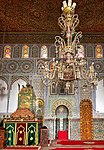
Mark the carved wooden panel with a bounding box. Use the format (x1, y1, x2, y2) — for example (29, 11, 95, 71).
(80, 99, 94, 140)
(0, 127, 5, 148)
(40, 129, 48, 146)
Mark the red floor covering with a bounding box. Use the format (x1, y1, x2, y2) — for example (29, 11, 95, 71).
(3, 146, 39, 150)
(49, 140, 104, 150)
(50, 148, 104, 150)
(57, 140, 104, 145)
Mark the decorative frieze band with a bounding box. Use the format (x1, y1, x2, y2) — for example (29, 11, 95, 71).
(0, 32, 104, 44)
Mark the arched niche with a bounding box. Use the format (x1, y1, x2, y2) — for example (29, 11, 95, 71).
(22, 45, 29, 58)
(0, 79, 8, 113)
(8, 79, 26, 113)
(49, 45, 56, 58)
(31, 45, 40, 58)
(52, 100, 72, 139)
(86, 45, 94, 58)
(55, 105, 69, 135)
(95, 45, 103, 58)
(36, 98, 44, 119)
(13, 45, 21, 58)
(52, 100, 72, 117)
(40, 45, 48, 59)
(4, 45, 11, 58)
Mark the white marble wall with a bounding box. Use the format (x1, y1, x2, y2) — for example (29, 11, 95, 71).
(0, 79, 26, 113)
(96, 79, 104, 113)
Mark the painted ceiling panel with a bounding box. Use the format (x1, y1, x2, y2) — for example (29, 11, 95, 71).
(0, 0, 103, 32)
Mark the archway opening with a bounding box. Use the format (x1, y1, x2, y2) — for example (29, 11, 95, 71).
(55, 105, 69, 138)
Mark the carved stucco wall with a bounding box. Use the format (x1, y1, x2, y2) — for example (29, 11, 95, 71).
(0, 42, 104, 140)
(48, 96, 76, 117)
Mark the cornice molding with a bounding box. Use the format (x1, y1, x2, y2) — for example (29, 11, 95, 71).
(0, 32, 104, 44)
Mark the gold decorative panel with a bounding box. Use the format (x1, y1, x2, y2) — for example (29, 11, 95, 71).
(18, 83, 36, 111)
(80, 99, 94, 140)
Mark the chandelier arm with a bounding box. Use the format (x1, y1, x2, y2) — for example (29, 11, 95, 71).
(58, 15, 66, 35)
(75, 32, 82, 43)
(72, 14, 79, 29)
(55, 36, 66, 50)
(72, 31, 82, 51)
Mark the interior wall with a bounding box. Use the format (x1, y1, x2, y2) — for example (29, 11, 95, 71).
(96, 79, 104, 113)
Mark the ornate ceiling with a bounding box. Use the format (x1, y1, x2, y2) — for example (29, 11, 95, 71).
(0, 0, 104, 33)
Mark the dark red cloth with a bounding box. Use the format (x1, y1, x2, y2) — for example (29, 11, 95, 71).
(16, 123, 26, 145)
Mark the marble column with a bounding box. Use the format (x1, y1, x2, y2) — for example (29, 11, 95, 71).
(68, 116, 70, 139)
(60, 118, 63, 130)
(54, 116, 56, 139)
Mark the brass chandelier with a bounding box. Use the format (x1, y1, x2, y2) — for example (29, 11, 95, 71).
(42, 0, 97, 90)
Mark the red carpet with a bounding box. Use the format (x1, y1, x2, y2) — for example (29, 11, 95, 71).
(50, 148, 104, 150)
(3, 146, 39, 150)
(58, 131, 68, 140)
(57, 140, 104, 145)
(3, 140, 104, 150)
(49, 140, 104, 150)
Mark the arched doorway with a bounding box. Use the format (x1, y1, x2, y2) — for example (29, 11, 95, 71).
(55, 105, 69, 138)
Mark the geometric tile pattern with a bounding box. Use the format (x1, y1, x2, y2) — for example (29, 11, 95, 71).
(70, 118, 80, 140)
(94, 118, 104, 140)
